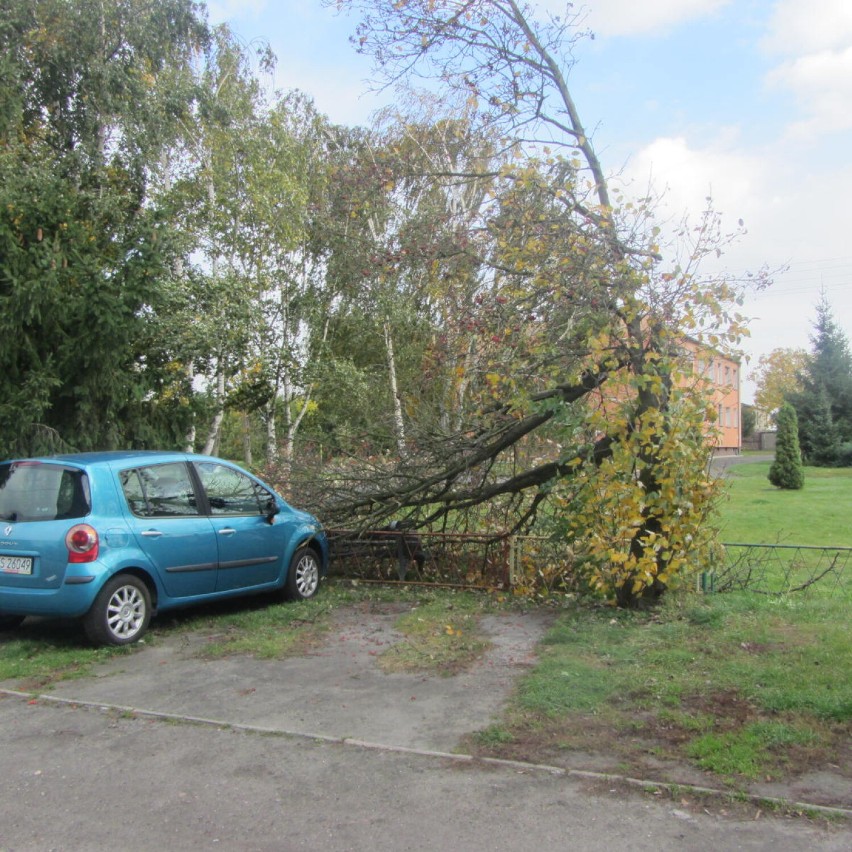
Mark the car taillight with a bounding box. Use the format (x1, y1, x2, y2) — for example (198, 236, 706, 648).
(66, 524, 99, 563)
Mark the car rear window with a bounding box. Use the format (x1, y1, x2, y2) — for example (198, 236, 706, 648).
(0, 462, 91, 522)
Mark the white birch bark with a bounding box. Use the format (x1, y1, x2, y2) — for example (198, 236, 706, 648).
(384, 319, 407, 457)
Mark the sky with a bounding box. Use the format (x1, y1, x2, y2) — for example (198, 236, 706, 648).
(206, 0, 852, 404)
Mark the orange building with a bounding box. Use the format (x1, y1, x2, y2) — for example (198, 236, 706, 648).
(682, 338, 741, 454)
(588, 336, 742, 454)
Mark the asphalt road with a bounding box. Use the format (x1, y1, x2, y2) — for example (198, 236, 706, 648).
(2, 696, 849, 852)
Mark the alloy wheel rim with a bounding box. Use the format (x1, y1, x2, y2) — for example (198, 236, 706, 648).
(295, 555, 319, 596)
(106, 585, 145, 639)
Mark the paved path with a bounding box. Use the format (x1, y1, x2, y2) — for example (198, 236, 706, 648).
(23, 606, 552, 754)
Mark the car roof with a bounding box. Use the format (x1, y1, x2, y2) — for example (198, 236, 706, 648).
(4, 451, 216, 469)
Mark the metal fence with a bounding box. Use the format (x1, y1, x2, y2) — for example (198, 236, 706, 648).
(326, 529, 574, 591)
(327, 529, 851, 599)
(704, 543, 852, 599)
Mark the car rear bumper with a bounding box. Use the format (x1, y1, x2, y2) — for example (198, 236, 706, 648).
(0, 573, 101, 618)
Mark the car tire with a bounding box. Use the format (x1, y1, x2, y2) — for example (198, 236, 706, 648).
(285, 547, 320, 601)
(0, 614, 25, 631)
(83, 574, 151, 646)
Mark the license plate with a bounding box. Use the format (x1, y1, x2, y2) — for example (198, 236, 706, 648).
(0, 555, 33, 575)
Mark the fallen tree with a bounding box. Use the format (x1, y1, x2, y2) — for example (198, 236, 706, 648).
(299, 0, 763, 605)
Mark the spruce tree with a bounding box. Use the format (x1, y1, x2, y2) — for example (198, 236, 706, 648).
(790, 294, 852, 464)
(769, 403, 805, 489)
(803, 386, 840, 466)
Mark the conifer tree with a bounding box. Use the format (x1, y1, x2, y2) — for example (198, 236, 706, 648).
(769, 403, 804, 490)
(790, 294, 852, 464)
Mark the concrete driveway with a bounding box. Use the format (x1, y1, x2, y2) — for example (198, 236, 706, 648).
(1, 603, 849, 850)
(12, 604, 552, 755)
(710, 451, 774, 477)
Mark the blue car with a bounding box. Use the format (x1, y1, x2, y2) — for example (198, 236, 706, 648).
(0, 451, 328, 645)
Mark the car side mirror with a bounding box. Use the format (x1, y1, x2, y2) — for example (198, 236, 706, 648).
(265, 498, 280, 524)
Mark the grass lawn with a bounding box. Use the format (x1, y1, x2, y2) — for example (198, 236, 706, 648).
(715, 462, 852, 547)
(709, 461, 852, 599)
(467, 591, 851, 801)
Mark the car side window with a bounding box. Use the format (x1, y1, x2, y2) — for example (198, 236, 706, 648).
(194, 462, 271, 516)
(120, 463, 199, 518)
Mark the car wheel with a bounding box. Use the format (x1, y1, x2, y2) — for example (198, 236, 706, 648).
(0, 614, 25, 631)
(83, 574, 151, 646)
(285, 547, 320, 601)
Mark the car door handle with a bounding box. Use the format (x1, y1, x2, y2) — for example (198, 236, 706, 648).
(141, 530, 164, 538)
(218, 528, 237, 536)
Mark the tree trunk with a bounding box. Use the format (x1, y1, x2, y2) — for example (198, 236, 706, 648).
(265, 402, 278, 464)
(384, 319, 407, 457)
(618, 317, 673, 608)
(242, 412, 253, 466)
(202, 368, 225, 456)
(183, 358, 196, 452)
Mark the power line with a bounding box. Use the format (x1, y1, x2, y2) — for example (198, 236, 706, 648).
(726, 256, 852, 299)
(751, 280, 851, 298)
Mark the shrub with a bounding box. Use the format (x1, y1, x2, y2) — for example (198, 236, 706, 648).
(769, 403, 804, 489)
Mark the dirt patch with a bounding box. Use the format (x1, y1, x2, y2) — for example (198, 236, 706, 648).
(681, 688, 758, 728)
(737, 641, 778, 654)
(465, 697, 852, 809)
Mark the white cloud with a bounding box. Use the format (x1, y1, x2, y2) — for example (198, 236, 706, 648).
(565, 0, 730, 38)
(622, 133, 852, 282)
(620, 134, 852, 393)
(767, 46, 852, 136)
(761, 0, 852, 55)
(623, 135, 765, 225)
(760, 0, 852, 139)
